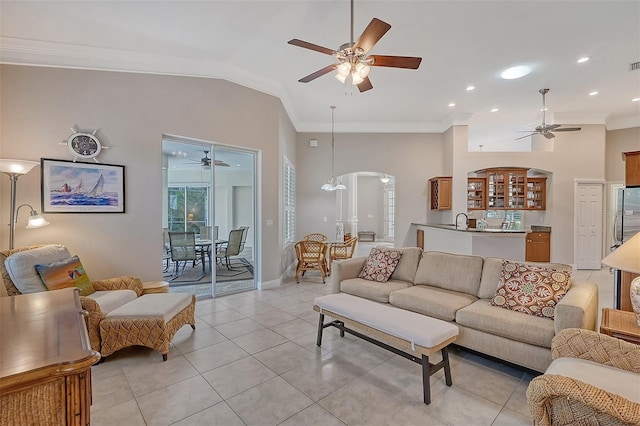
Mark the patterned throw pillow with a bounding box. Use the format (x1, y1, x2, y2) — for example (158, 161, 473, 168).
(490, 260, 571, 319)
(35, 255, 95, 296)
(359, 247, 403, 283)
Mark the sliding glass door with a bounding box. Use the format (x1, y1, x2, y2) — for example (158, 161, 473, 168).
(162, 137, 257, 299)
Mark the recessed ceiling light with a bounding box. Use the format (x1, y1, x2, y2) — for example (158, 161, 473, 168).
(589, 91, 599, 96)
(500, 65, 532, 80)
(466, 86, 475, 91)
(540, 108, 548, 112)
(448, 103, 456, 107)
(577, 57, 590, 63)
(490, 108, 499, 113)
(632, 97, 640, 102)
(236, 163, 241, 167)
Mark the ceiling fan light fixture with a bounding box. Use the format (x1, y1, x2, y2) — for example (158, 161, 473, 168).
(355, 62, 370, 78)
(335, 73, 347, 83)
(500, 65, 532, 80)
(337, 62, 351, 77)
(351, 72, 364, 85)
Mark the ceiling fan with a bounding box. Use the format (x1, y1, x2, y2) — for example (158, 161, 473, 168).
(287, 0, 422, 92)
(516, 88, 582, 140)
(186, 150, 229, 168)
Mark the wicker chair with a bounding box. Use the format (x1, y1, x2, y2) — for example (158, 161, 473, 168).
(294, 240, 328, 283)
(0, 245, 144, 354)
(303, 233, 328, 242)
(328, 237, 358, 274)
(527, 328, 640, 426)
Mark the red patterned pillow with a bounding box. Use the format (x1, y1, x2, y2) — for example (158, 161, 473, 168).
(490, 260, 571, 319)
(359, 247, 402, 283)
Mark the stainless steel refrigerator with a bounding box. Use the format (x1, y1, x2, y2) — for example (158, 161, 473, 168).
(611, 187, 640, 308)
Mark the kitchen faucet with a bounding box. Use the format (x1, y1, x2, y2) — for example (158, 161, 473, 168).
(455, 213, 469, 229)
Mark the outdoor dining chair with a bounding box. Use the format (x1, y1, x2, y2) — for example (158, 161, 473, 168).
(168, 231, 205, 281)
(216, 228, 244, 270)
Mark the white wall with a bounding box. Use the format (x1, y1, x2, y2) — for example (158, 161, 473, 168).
(451, 125, 606, 264)
(296, 132, 445, 247)
(0, 64, 284, 284)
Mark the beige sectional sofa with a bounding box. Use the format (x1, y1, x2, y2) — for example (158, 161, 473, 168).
(330, 248, 599, 372)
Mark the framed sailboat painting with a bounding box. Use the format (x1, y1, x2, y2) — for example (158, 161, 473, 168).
(41, 158, 125, 213)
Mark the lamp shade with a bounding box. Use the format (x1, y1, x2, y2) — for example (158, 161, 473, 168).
(602, 231, 640, 274)
(0, 159, 38, 175)
(26, 212, 50, 229)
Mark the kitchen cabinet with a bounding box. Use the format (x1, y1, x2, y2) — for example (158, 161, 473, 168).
(417, 229, 424, 249)
(429, 176, 452, 210)
(467, 178, 486, 210)
(487, 169, 527, 209)
(623, 151, 640, 187)
(525, 232, 550, 262)
(526, 177, 547, 210)
(477, 168, 546, 211)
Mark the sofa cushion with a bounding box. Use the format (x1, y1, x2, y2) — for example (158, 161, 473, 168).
(4, 244, 70, 294)
(87, 290, 138, 314)
(389, 247, 423, 283)
(478, 257, 572, 299)
(545, 357, 640, 404)
(359, 247, 402, 283)
(35, 255, 95, 296)
(389, 285, 478, 322)
(340, 278, 412, 303)
(490, 260, 571, 319)
(456, 299, 555, 348)
(413, 251, 484, 295)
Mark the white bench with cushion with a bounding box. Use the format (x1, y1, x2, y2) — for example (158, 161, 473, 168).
(313, 293, 459, 404)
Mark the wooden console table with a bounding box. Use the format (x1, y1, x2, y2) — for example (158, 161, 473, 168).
(0, 288, 100, 425)
(600, 308, 640, 345)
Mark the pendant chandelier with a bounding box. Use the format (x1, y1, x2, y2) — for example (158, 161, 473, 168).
(321, 106, 346, 191)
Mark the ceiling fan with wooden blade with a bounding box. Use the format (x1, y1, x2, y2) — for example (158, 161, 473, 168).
(186, 150, 229, 168)
(288, 0, 422, 92)
(516, 88, 582, 140)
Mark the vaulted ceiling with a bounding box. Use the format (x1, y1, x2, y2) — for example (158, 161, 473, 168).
(1, 1, 638, 149)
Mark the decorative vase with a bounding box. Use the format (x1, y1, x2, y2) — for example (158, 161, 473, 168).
(631, 276, 640, 327)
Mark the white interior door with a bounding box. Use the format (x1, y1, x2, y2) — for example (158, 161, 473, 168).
(575, 182, 604, 269)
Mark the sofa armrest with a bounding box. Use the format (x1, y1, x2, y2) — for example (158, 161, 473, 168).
(92, 276, 144, 297)
(526, 374, 640, 426)
(554, 280, 598, 333)
(551, 328, 640, 373)
(330, 257, 367, 294)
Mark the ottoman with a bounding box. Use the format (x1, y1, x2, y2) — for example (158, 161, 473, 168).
(99, 293, 196, 360)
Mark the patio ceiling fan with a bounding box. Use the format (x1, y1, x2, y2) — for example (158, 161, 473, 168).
(287, 0, 422, 92)
(516, 88, 582, 140)
(186, 150, 229, 168)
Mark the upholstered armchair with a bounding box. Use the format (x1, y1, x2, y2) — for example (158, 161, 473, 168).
(527, 328, 640, 425)
(1, 245, 143, 353)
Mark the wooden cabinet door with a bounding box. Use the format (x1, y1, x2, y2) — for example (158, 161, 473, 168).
(429, 177, 452, 210)
(417, 229, 424, 249)
(624, 151, 640, 187)
(526, 177, 546, 210)
(467, 178, 486, 210)
(525, 232, 550, 262)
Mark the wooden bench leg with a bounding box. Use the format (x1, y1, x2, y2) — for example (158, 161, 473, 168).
(421, 355, 431, 404)
(316, 313, 325, 346)
(442, 347, 452, 386)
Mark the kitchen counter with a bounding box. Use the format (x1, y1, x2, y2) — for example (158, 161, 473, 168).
(416, 223, 526, 234)
(413, 223, 526, 260)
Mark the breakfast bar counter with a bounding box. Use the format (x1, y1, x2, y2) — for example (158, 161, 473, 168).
(413, 223, 526, 260)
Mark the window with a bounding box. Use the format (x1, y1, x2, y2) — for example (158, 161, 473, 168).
(168, 186, 209, 232)
(384, 187, 395, 239)
(284, 157, 296, 244)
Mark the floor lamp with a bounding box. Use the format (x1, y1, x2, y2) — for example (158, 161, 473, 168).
(0, 159, 49, 249)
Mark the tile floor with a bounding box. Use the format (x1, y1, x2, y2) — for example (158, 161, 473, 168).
(90, 263, 615, 426)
